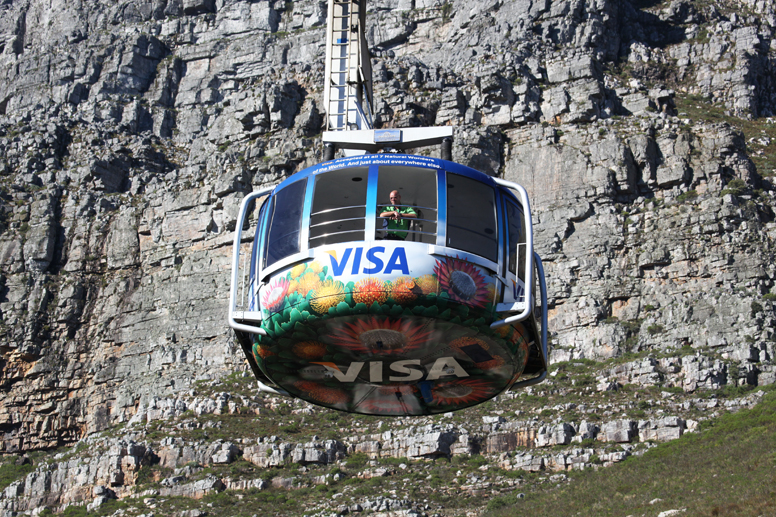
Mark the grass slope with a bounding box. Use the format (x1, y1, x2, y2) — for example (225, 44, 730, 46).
(486, 390, 776, 517)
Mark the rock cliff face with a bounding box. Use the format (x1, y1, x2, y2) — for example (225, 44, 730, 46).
(1, 0, 776, 514)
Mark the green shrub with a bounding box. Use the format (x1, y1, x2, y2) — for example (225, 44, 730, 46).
(345, 452, 369, 468)
(675, 190, 698, 203)
(0, 461, 33, 491)
(487, 492, 525, 511)
(647, 325, 665, 336)
(721, 178, 747, 196)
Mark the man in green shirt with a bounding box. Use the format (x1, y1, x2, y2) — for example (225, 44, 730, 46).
(379, 190, 417, 240)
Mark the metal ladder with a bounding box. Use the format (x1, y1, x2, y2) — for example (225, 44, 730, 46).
(324, 0, 374, 132)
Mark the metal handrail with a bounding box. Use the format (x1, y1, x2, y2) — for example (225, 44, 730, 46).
(377, 215, 437, 222)
(380, 228, 436, 237)
(378, 204, 438, 212)
(377, 203, 433, 212)
(309, 217, 367, 229)
(228, 188, 273, 336)
(309, 228, 366, 241)
(490, 179, 535, 328)
(310, 204, 367, 217)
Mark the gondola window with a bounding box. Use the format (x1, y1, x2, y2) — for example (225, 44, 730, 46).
(309, 167, 368, 247)
(264, 179, 307, 268)
(446, 173, 498, 262)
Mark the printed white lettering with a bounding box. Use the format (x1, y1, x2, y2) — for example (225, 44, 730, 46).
(426, 357, 469, 380)
(311, 358, 468, 383)
(388, 359, 423, 381)
(370, 361, 383, 383)
(312, 362, 364, 382)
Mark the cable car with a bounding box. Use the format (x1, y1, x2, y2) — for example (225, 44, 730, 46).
(226, 0, 548, 416)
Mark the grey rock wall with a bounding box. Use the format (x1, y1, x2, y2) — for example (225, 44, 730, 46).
(0, 0, 774, 498)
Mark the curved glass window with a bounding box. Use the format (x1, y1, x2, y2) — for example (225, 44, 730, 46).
(504, 198, 526, 280)
(265, 179, 306, 268)
(446, 173, 498, 262)
(309, 167, 368, 247)
(250, 195, 270, 281)
(376, 166, 437, 244)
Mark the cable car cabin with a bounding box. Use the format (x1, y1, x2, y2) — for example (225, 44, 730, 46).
(229, 153, 548, 416)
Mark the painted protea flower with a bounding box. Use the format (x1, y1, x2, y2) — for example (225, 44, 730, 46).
(391, 276, 419, 304)
(353, 278, 388, 306)
(495, 324, 529, 347)
(290, 263, 307, 279)
(308, 261, 324, 274)
(253, 343, 275, 359)
(261, 278, 290, 312)
(329, 316, 432, 354)
(294, 272, 321, 297)
(415, 274, 439, 295)
(431, 379, 494, 406)
(292, 340, 328, 360)
(294, 381, 348, 405)
(493, 325, 513, 339)
(287, 279, 299, 295)
(434, 257, 490, 308)
(310, 279, 346, 314)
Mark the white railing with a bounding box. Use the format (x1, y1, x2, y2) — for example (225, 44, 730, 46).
(490, 178, 535, 328)
(227, 187, 273, 336)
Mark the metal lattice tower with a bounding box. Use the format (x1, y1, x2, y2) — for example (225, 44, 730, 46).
(323, 0, 374, 132)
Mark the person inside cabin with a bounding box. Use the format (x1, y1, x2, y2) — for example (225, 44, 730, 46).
(379, 190, 417, 240)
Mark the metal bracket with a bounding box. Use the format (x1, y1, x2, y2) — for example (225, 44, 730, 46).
(323, 127, 454, 153)
(509, 253, 549, 389)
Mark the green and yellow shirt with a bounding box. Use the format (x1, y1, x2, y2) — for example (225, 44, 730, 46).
(380, 205, 417, 240)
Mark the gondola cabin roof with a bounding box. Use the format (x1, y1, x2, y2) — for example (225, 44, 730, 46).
(271, 154, 512, 199)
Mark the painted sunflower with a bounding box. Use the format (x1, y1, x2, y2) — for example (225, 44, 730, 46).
(433, 257, 491, 308)
(261, 278, 290, 313)
(292, 340, 328, 360)
(310, 279, 346, 314)
(329, 316, 432, 355)
(353, 278, 388, 306)
(431, 379, 495, 406)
